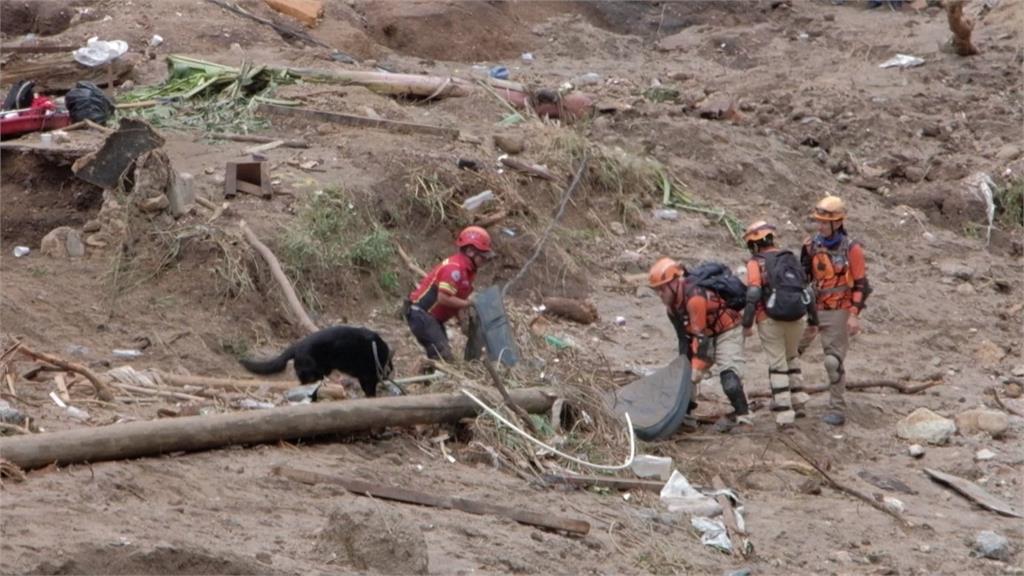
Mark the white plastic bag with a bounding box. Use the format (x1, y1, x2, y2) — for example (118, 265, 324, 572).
(659, 470, 722, 516)
(73, 37, 128, 67)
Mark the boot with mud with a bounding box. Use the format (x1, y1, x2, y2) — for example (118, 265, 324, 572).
(715, 369, 753, 433)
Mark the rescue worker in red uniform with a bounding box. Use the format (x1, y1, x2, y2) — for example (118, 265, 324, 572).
(799, 196, 871, 426)
(405, 226, 494, 362)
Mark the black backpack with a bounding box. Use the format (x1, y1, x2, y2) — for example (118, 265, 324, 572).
(686, 261, 746, 311)
(65, 82, 116, 125)
(759, 250, 810, 321)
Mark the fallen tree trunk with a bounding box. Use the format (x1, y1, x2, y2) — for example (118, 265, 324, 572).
(277, 466, 589, 535)
(240, 220, 319, 335)
(0, 53, 137, 92)
(258, 103, 459, 138)
(542, 297, 599, 325)
(287, 67, 474, 98)
(208, 133, 308, 148)
(0, 388, 555, 470)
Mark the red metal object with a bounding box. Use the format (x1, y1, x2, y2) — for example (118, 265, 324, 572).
(0, 95, 71, 139)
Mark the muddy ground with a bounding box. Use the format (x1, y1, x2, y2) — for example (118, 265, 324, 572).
(1, 1, 1023, 575)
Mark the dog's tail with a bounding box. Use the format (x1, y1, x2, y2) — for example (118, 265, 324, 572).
(239, 346, 294, 376)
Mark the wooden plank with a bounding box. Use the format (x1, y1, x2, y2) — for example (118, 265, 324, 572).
(276, 466, 590, 535)
(257, 103, 459, 138)
(924, 468, 1022, 518)
(244, 140, 285, 154)
(712, 475, 749, 557)
(264, 0, 323, 26)
(540, 473, 666, 493)
(234, 180, 271, 198)
(0, 44, 79, 54)
(209, 133, 308, 148)
(0, 388, 555, 470)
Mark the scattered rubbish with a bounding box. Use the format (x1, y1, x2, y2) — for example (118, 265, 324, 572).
(237, 398, 276, 410)
(330, 51, 357, 64)
(285, 382, 322, 403)
(521, 52, 535, 63)
(975, 448, 996, 461)
(489, 65, 510, 80)
(883, 496, 905, 514)
(12, 246, 30, 258)
(924, 468, 1022, 518)
(908, 444, 925, 458)
(660, 470, 721, 517)
(966, 172, 997, 245)
(462, 190, 495, 211)
(149, 35, 164, 47)
(0, 400, 28, 427)
(49, 391, 90, 422)
(973, 530, 1012, 561)
(574, 72, 602, 86)
(614, 316, 626, 326)
(879, 54, 925, 69)
(631, 455, 673, 481)
(500, 227, 516, 237)
(544, 335, 571, 350)
(896, 407, 955, 444)
(691, 516, 732, 553)
(112, 349, 143, 359)
(654, 208, 680, 221)
(73, 37, 129, 67)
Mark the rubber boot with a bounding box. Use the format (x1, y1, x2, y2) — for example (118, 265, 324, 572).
(719, 370, 752, 431)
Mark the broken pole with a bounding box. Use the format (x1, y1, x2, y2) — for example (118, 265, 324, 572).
(0, 388, 556, 470)
(275, 466, 590, 535)
(257, 103, 460, 138)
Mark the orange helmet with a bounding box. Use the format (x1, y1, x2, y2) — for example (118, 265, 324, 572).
(456, 226, 493, 253)
(743, 220, 776, 243)
(649, 257, 683, 288)
(812, 195, 846, 222)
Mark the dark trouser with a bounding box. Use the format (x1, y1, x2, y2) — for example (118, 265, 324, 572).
(405, 305, 454, 362)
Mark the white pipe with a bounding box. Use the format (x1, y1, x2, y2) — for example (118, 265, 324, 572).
(461, 388, 636, 471)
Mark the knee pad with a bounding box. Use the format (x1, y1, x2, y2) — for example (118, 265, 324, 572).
(720, 369, 742, 393)
(824, 354, 843, 383)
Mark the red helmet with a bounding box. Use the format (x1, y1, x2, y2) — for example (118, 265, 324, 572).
(456, 226, 493, 254)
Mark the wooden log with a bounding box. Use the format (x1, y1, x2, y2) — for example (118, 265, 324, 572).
(257, 103, 459, 138)
(924, 468, 1022, 518)
(209, 133, 308, 148)
(276, 465, 589, 535)
(0, 53, 137, 92)
(395, 242, 427, 278)
(540, 473, 666, 493)
(287, 68, 473, 99)
(244, 140, 285, 154)
(240, 220, 318, 334)
(541, 297, 599, 325)
(0, 388, 555, 470)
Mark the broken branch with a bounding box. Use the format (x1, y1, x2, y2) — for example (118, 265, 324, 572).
(16, 346, 114, 401)
(483, 360, 540, 435)
(712, 475, 750, 557)
(240, 220, 319, 335)
(395, 242, 427, 278)
(275, 466, 589, 535)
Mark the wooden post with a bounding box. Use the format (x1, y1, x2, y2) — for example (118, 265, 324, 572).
(276, 466, 590, 535)
(0, 388, 555, 470)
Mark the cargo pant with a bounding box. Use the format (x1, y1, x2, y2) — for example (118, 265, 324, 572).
(757, 316, 806, 413)
(405, 304, 455, 362)
(799, 309, 849, 411)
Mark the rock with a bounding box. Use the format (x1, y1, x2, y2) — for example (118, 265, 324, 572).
(1013, 365, 1024, 377)
(956, 283, 976, 295)
(896, 407, 956, 444)
(317, 500, 428, 574)
(1005, 383, 1023, 398)
(996, 144, 1021, 162)
(798, 478, 822, 495)
(65, 229, 85, 258)
(698, 96, 740, 121)
(908, 444, 925, 458)
(611, 250, 645, 272)
(40, 226, 73, 258)
(974, 340, 1007, 367)
(955, 408, 1009, 438)
(168, 171, 195, 218)
(609, 221, 626, 236)
(831, 550, 853, 564)
(138, 194, 169, 212)
(493, 134, 525, 155)
(936, 260, 975, 280)
(974, 530, 1012, 561)
(82, 219, 101, 233)
(975, 448, 996, 461)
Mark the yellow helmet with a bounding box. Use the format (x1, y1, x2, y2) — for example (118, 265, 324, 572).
(648, 257, 683, 288)
(743, 220, 776, 243)
(812, 195, 846, 222)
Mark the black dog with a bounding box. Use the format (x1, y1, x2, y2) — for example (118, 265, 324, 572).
(239, 326, 393, 398)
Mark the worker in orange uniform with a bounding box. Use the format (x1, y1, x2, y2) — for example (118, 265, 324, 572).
(741, 220, 818, 428)
(799, 196, 871, 426)
(649, 258, 752, 429)
(405, 226, 495, 362)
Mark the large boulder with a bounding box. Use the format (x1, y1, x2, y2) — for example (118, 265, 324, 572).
(896, 408, 956, 445)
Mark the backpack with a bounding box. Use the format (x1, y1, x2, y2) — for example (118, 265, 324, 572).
(686, 261, 746, 311)
(65, 81, 115, 125)
(759, 250, 810, 321)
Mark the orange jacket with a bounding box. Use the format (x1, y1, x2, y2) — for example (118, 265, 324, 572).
(801, 234, 869, 314)
(666, 280, 741, 337)
(744, 249, 775, 324)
